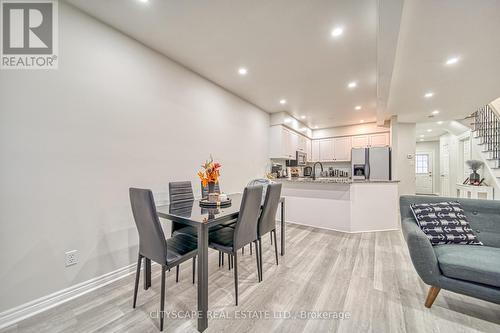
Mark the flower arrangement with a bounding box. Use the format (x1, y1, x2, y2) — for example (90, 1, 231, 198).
(198, 155, 221, 188)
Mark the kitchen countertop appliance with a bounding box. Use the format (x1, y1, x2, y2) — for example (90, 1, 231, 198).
(303, 166, 312, 177)
(351, 147, 391, 181)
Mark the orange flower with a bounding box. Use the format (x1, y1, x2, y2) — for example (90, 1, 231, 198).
(198, 156, 222, 186)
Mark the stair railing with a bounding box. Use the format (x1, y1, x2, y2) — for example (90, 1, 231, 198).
(471, 105, 500, 162)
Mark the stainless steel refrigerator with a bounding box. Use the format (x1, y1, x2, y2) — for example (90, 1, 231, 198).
(351, 147, 391, 181)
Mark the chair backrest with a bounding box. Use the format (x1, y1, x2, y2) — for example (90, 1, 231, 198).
(258, 183, 282, 237)
(233, 185, 263, 249)
(129, 188, 167, 264)
(201, 181, 220, 198)
(169, 181, 194, 203)
(247, 178, 272, 202)
(169, 181, 194, 234)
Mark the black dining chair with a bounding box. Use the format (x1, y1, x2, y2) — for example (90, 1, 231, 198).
(168, 181, 198, 283)
(129, 188, 198, 331)
(208, 185, 263, 305)
(256, 183, 282, 280)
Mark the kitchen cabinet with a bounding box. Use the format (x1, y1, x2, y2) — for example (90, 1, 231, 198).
(351, 133, 390, 148)
(319, 139, 335, 161)
(369, 133, 390, 147)
(298, 135, 307, 152)
(312, 140, 320, 162)
(333, 137, 352, 161)
(306, 139, 312, 162)
(269, 125, 311, 160)
(351, 135, 370, 149)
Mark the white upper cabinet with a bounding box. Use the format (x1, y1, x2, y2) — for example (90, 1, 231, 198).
(369, 133, 390, 147)
(306, 139, 312, 162)
(269, 125, 311, 160)
(333, 137, 352, 161)
(319, 139, 334, 161)
(351, 135, 370, 148)
(270, 125, 389, 161)
(351, 133, 390, 148)
(298, 135, 307, 152)
(312, 140, 320, 162)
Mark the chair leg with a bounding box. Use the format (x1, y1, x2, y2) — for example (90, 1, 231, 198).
(254, 240, 261, 282)
(270, 232, 273, 245)
(160, 266, 166, 331)
(133, 254, 142, 308)
(259, 238, 263, 281)
(242, 246, 245, 255)
(176, 265, 179, 283)
(250, 242, 253, 255)
(234, 252, 238, 306)
(222, 252, 224, 266)
(218, 251, 221, 267)
(192, 256, 196, 284)
(273, 230, 279, 266)
(425, 286, 441, 308)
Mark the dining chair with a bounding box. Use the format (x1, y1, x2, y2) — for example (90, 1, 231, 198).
(129, 188, 198, 331)
(168, 181, 198, 283)
(256, 183, 282, 280)
(208, 185, 263, 305)
(244, 178, 274, 253)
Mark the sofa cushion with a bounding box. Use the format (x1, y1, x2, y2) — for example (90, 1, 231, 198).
(410, 201, 482, 245)
(434, 245, 500, 288)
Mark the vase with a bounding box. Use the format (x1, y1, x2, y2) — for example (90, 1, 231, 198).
(208, 181, 215, 194)
(469, 171, 480, 185)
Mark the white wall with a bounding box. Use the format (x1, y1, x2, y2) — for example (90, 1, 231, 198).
(0, 3, 269, 312)
(391, 120, 416, 195)
(313, 122, 390, 139)
(416, 141, 440, 194)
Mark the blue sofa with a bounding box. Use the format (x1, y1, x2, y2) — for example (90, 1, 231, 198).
(400, 195, 500, 307)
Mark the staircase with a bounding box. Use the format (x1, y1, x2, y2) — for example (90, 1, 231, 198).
(470, 104, 500, 179)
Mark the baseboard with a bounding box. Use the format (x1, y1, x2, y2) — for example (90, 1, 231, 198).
(285, 220, 399, 234)
(0, 262, 139, 330)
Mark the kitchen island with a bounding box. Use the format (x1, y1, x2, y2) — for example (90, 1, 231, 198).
(275, 178, 399, 233)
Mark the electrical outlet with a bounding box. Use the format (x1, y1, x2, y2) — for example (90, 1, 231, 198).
(65, 250, 78, 267)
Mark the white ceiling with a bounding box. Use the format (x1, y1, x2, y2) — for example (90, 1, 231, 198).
(388, 0, 500, 123)
(65, 0, 500, 130)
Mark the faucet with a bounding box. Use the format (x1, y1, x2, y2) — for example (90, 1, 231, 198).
(312, 162, 323, 180)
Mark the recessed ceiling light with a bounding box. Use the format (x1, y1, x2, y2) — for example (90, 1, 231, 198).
(360, 120, 364, 123)
(138, 0, 149, 3)
(427, 129, 432, 132)
(279, 99, 287, 105)
(431, 110, 440, 115)
(354, 105, 362, 110)
(445, 57, 460, 65)
(238, 67, 248, 75)
(419, 138, 425, 142)
(314, 126, 319, 129)
(284, 118, 292, 123)
(348, 81, 357, 89)
(420, 134, 425, 138)
(300, 115, 306, 119)
(331, 27, 344, 38)
(437, 121, 443, 125)
(424, 92, 434, 98)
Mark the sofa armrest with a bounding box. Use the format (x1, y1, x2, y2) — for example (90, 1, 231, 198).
(401, 217, 441, 286)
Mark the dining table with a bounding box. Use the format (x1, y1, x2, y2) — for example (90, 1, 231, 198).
(145, 193, 285, 332)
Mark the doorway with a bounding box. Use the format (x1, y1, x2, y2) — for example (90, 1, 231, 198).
(416, 152, 434, 194)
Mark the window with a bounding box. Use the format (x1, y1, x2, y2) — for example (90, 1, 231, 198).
(415, 154, 429, 174)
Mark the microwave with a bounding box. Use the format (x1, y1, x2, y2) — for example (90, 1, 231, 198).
(296, 151, 307, 166)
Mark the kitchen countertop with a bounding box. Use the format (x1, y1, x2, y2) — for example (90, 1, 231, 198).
(274, 177, 399, 184)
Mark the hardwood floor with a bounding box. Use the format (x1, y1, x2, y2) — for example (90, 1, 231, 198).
(2, 224, 500, 333)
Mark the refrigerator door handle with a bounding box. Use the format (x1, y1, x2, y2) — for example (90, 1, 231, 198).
(365, 149, 370, 180)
